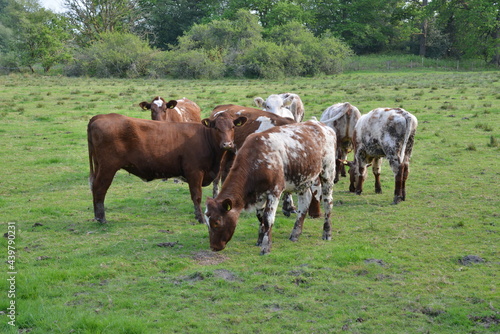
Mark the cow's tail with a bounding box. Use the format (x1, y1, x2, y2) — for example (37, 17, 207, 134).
(320, 102, 351, 125)
(87, 122, 96, 190)
(399, 113, 417, 163)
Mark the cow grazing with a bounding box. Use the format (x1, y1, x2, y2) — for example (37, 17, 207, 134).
(139, 96, 201, 122)
(320, 102, 361, 183)
(209, 105, 298, 216)
(346, 108, 418, 204)
(205, 121, 337, 255)
(254, 93, 305, 122)
(87, 112, 247, 224)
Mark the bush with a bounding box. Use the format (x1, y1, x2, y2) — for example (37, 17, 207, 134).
(66, 32, 156, 78)
(158, 49, 225, 79)
(236, 41, 287, 79)
(0, 51, 19, 74)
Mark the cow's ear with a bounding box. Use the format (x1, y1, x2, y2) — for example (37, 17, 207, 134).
(139, 102, 151, 110)
(201, 118, 214, 128)
(234, 116, 247, 127)
(222, 198, 232, 212)
(254, 97, 264, 108)
(283, 94, 294, 107)
(166, 100, 177, 109)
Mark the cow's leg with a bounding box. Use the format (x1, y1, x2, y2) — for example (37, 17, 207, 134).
(212, 175, 220, 198)
(339, 149, 347, 178)
(401, 161, 410, 201)
(221, 152, 235, 184)
(334, 151, 342, 184)
(91, 168, 117, 223)
(259, 193, 280, 255)
(212, 152, 234, 197)
(372, 158, 383, 194)
(289, 189, 312, 242)
(348, 162, 356, 193)
(320, 180, 334, 241)
(355, 162, 368, 195)
(388, 157, 404, 204)
(282, 192, 296, 217)
(255, 203, 265, 246)
(187, 175, 205, 224)
(393, 162, 409, 204)
(335, 149, 347, 183)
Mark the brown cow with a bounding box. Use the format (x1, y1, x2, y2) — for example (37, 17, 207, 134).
(209, 104, 298, 216)
(139, 96, 201, 122)
(87, 112, 246, 224)
(346, 107, 418, 204)
(205, 121, 337, 255)
(320, 102, 361, 183)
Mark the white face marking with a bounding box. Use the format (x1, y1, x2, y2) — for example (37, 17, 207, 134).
(213, 110, 227, 117)
(153, 98, 163, 108)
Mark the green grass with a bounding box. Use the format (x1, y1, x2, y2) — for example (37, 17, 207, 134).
(0, 71, 499, 333)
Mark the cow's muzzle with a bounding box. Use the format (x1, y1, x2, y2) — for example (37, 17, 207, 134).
(221, 142, 234, 151)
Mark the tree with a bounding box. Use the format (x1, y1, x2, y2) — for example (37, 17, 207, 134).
(135, 0, 221, 50)
(64, 0, 139, 46)
(305, 0, 409, 54)
(432, 0, 500, 64)
(0, 1, 73, 72)
(16, 9, 73, 72)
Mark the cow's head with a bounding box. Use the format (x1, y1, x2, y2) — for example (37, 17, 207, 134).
(205, 197, 239, 251)
(254, 94, 294, 120)
(139, 96, 169, 121)
(339, 159, 370, 193)
(201, 113, 247, 151)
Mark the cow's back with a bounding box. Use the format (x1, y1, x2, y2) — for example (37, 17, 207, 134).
(88, 113, 210, 180)
(355, 108, 417, 158)
(235, 121, 336, 192)
(173, 98, 202, 123)
(321, 102, 361, 143)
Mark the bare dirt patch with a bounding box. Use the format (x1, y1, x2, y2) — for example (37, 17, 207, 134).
(191, 250, 229, 265)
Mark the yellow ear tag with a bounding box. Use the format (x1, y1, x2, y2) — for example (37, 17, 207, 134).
(225, 203, 231, 211)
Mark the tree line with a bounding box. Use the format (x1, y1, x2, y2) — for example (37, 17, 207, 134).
(0, 0, 498, 78)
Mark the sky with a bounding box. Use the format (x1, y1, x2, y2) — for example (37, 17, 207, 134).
(39, 0, 65, 13)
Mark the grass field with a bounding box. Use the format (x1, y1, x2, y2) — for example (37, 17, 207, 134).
(0, 71, 499, 333)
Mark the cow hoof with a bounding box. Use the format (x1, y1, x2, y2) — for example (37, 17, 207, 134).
(289, 234, 300, 242)
(260, 247, 271, 255)
(94, 217, 107, 224)
(322, 233, 332, 241)
(392, 196, 403, 204)
(375, 189, 382, 194)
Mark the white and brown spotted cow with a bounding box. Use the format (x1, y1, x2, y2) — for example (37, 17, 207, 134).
(346, 108, 418, 204)
(320, 102, 361, 184)
(254, 93, 305, 122)
(209, 104, 299, 217)
(205, 121, 337, 255)
(139, 96, 201, 122)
